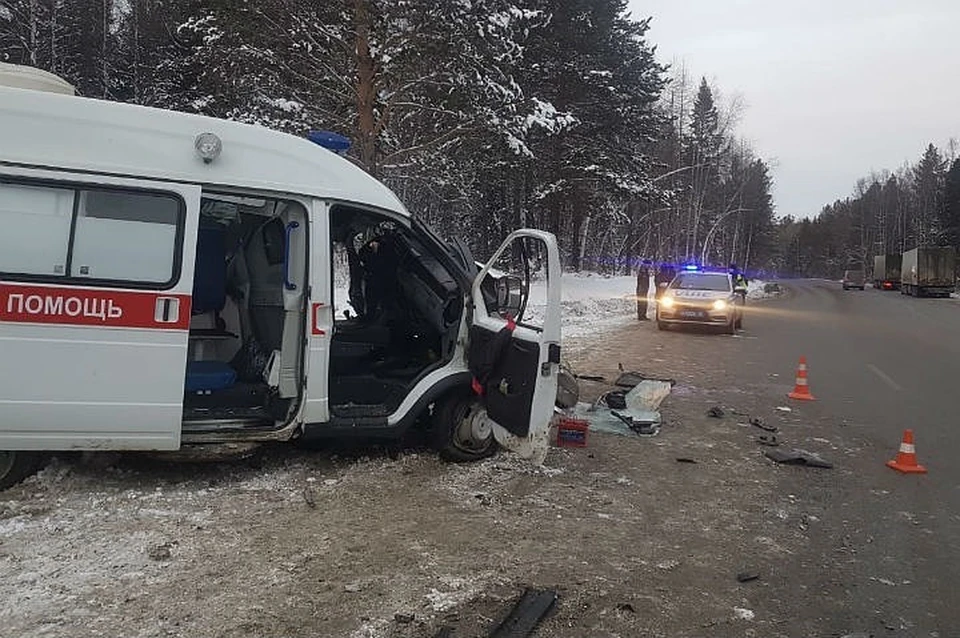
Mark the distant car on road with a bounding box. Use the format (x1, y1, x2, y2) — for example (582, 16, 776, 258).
(656, 267, 746, 334)
(842, 269, 865, 290)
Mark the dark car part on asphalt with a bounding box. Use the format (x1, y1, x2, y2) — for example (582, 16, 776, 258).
(764, 448, 833, 469)
(707, 406, 726, 418)
(602, 390, 628, 409)
(676, 457, 698, 464)
(756, 434, 780, 447)
(574, 374, 605, 382)
(488, 588, 559, 638)
(749, 417, 778, 433)
(736, 571, 760, 583)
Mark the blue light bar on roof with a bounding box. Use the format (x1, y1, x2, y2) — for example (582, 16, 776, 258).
(683, 263, 700, 271)
(306, 130, 351, 153)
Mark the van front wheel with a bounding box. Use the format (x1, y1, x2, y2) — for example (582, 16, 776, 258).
(432, 391, 498, 462)
(0, 451, 43, 490)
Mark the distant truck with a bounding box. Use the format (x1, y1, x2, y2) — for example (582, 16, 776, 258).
(872, 254, 902, 290)
(901, 246, 956, 297)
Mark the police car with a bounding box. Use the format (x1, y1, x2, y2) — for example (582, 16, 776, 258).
(656, 266, 746, 333)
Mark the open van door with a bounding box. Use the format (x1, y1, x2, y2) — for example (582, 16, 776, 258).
(469, 230, 561, 465)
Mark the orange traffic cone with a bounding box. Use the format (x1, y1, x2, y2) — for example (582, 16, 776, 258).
(787, 356, 815, 401)
(886, 429, 927, 474)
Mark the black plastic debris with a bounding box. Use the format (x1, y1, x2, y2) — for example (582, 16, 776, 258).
(675, 457, 698, 464)
(764, 448, 833, 469)
(394, 613, 415, 624)
(750, 417, 778, 433)
(736, 571, 760, 583)
(706, 406, 726, 418)
(488, 588, 558, 638)
(756, 434, 780, 447)
(574, 374, 605, 382)
(602, 390, 628, 410)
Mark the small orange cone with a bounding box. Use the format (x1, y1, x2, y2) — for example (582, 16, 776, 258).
(886, 429, 927, 474)
(787, 356, 815, 400)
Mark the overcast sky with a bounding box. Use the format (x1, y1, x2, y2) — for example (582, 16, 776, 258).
(627, 0, 960, 219)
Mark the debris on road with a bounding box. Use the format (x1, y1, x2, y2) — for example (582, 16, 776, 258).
(750, 417, 778, 433)
(488, 588, 558, 638)
(764, 448, 833, 469)
(568, 377, 673, 437)
(675, 457, 698, 464)
(706, 406, 726, 418)
(756, 434, 780, 447)
(733, 607, 755, 620)
(736, 571, 760, 583)
(393, 612, 415, 624)
(775, 406, 793, 413)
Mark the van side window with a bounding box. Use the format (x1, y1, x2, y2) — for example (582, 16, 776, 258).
(0, 178, 183, 288)
(72, 190, 179, 283)
(0, 182, 74, 277)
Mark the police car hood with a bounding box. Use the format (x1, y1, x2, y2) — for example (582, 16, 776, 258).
(671, 289, 731, 301)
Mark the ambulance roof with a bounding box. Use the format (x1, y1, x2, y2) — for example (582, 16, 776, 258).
(0, 83, 410, 216)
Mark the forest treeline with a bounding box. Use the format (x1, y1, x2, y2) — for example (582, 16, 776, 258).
(1, 0, 777, 273)
(780, 141, 960, 278)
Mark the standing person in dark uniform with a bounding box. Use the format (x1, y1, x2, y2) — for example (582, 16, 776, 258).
(636, 259, 652, 320)
(655, 263, 676, 300)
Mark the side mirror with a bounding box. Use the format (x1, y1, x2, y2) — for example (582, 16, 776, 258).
(495, 275, 525, 319)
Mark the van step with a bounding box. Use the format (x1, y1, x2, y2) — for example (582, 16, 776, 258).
(332, 403, 391, 418)
(183, 405, 270, 421)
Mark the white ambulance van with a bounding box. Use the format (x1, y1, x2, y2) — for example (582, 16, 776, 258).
(0, 63, 562, 489)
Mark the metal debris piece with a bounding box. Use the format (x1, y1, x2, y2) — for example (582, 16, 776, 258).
(736, 571, 760, 582)
(488, 588, 558, 638)
(764, 448, 833, 469)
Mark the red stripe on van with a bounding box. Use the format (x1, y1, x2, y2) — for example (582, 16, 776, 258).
(0, 283, 191, 330)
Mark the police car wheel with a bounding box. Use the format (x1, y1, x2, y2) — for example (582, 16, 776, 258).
(0, 451, 43, 490)
(433, 391, 498, 463)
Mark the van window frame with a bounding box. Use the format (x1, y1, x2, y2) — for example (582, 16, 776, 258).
(0, 174, 186, 291)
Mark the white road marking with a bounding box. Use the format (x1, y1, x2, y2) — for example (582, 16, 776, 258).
(867, 363, 902, 391)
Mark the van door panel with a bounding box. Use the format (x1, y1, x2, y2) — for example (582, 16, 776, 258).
(0, 168, 199, 451)
(470, 230, 561, 464)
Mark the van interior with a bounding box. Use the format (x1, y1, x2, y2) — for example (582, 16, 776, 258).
(328, 207, 464, 418)
(181, 199, 466, 429)
(182, 193, 306, 430)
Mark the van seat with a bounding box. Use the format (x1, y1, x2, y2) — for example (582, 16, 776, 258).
(185, 360, 237, 393)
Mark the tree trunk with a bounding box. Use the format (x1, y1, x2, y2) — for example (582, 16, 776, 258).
(353, 0, 378, 176)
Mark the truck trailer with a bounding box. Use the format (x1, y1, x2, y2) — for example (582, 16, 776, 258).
(872, 254, 902, 290)
(900, 246, 956, 297)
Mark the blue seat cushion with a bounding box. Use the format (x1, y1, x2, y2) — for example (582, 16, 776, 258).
(185, 361, 237, 393)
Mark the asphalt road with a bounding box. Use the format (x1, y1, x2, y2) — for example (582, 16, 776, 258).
(731, 279, 960, 635)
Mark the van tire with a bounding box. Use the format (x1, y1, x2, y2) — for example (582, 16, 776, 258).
(432, 391, 498, 463)
(0, 451, 43, 490)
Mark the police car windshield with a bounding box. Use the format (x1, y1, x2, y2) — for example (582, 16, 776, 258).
(670, 273, 730, 291)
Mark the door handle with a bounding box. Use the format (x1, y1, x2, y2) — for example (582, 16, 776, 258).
(283, 221, 299, 291)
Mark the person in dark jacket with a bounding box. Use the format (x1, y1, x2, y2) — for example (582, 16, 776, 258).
(655, 264, 676, 299)
(636, 260, 652, 320)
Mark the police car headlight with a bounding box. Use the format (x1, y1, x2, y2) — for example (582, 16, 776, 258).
(660, 295, 674, 308)
(712, 299, 727, 311)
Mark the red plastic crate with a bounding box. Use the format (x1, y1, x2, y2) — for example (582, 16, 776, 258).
(556, 416, 589, 447)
